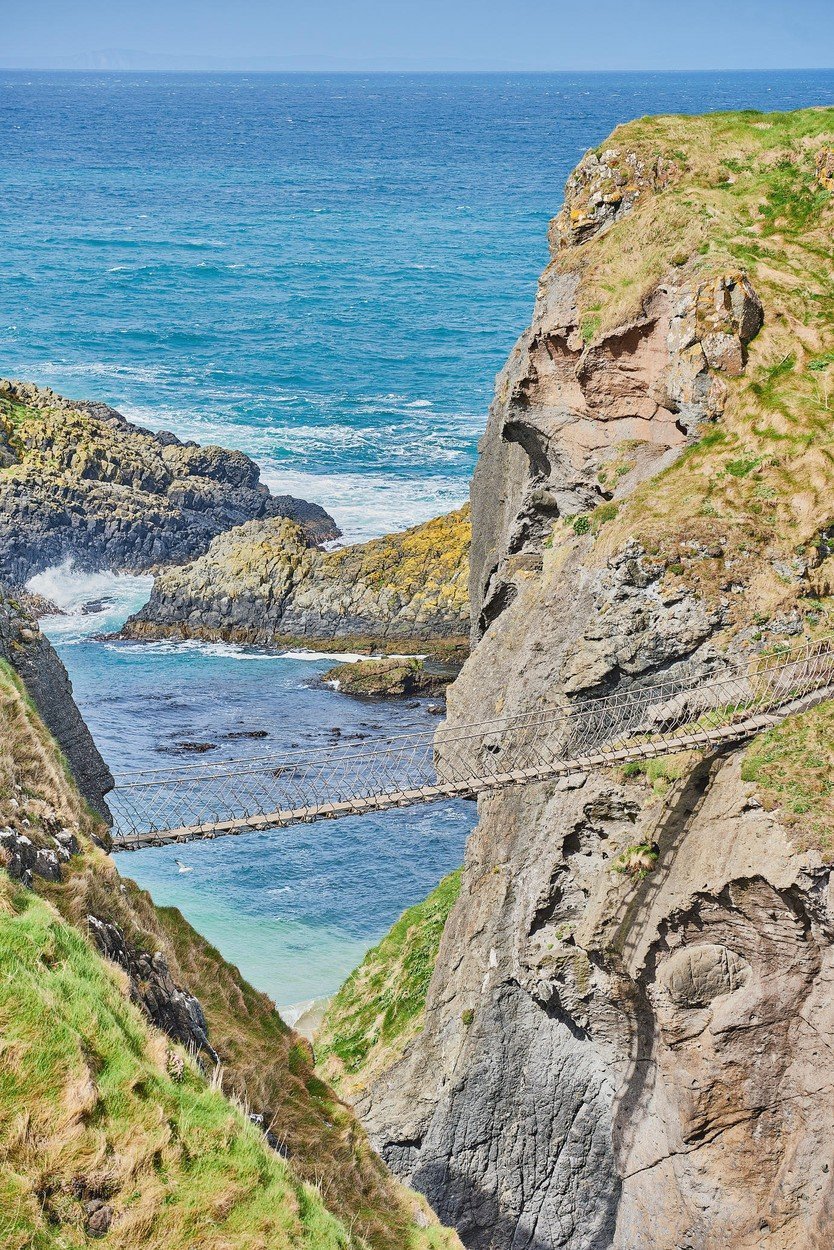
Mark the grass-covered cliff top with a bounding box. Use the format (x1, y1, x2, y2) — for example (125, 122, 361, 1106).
(316, 870, 461, 1101)
(0, 877, 356, 1250)
(0, 653, 457, 1249)
(552, 107, 834, 632)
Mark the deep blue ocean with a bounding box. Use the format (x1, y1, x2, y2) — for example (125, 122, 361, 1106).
(3, 70, 833, 1014)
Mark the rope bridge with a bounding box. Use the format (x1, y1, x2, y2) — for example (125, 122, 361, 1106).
(109, 636, 834, 850)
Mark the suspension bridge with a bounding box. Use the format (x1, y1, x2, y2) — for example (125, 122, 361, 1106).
(109, 636, 834, 851)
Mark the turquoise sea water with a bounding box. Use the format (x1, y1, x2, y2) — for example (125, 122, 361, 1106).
(4, 70, 834, 1011)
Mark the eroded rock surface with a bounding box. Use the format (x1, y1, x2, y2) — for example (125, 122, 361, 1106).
(322, 657, 451, 698)
(123, 506, 471, 657)
(88, 914, 219, 1061)
(469, 248, 761, 644)
(0, 588, 112, 817)
(350, 118, 834, 1250)
(0, 378, 338, 581)
(360, 747, 834, 1249)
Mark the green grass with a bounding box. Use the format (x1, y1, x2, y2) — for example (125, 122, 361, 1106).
(620, 751, 698, 797)
(612, 842, 659, 880)
(315, 870, 462, 1098)
(0, 622, 457, 1250)
(0, 874, 356, 1250)
(741, 700, 834, 858)
(561, 109, 834, 634)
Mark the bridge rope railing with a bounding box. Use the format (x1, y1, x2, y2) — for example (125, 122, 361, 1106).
(109, 634, 834, 848)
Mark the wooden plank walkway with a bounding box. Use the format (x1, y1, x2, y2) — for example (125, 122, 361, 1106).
(109, 679, 834, 850)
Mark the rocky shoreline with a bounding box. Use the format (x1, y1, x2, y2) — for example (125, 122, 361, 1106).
(0, 380, 471, 668)
(0, 378, 339, 584)
(0, 590, 456, 1249)
(121, 506, 471, 661)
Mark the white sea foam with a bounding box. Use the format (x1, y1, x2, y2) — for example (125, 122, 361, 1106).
(282, 995, 331, 1031)
(27, 562, 154, 643)
(106, 637, 287, 663)
(281, 648, 427, 665)
(260, 467, 468, 543)
(278, 648, 369, 663)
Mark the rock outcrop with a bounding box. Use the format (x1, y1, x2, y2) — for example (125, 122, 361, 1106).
(340, 108, 834, 1249)
(87, 914, 219, 1061)
(0, 587, 112, 817)
(123, 505, 471, 658)
(469, 254, 762, 644)
(0, 378, 338, 582)
(359, 749, 834, 1250)
(322, 657, 452, 698)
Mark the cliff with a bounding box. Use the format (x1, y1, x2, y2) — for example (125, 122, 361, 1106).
(0, 587, 112, 817)
(122, 506, 471, 658)
(321, 107, 834, 1249)
(0, 625, 460, 1249)
(0, 378, 338, 583)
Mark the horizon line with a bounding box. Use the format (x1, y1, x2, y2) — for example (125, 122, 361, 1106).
(2, 65, 834, 75)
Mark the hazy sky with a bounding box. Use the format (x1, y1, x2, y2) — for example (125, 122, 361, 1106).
(1, 0, 832, 72)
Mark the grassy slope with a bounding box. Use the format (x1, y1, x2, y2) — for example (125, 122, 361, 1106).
(0, 658, 458, 1250)
(549, 108, 834, 635)
(316, 871, 461, 1100)
(742, 701, 834, 858)
(0, 875, 353, 1250)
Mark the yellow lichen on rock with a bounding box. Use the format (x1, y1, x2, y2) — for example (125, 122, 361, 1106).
(124, 506, 471, 656)
(816, 146, 834, 190)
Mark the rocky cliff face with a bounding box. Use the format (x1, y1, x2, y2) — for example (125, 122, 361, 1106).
(0, 379, 338, 582)
(123, 505, 471, 657)
(343, 108, 834, 1248)
(0, 588, 113, 817)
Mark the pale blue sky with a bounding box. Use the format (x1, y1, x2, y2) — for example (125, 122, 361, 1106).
(1, 0, 832, 71)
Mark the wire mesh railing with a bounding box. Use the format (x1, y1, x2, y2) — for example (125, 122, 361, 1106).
(109, 634, 834, 848)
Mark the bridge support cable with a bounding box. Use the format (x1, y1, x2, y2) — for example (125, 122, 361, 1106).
(108, 636, 834, 849)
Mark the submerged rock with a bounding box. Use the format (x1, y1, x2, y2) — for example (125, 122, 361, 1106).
(323, 657, 452, 699)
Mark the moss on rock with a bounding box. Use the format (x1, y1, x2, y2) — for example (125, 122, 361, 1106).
(322, 658, 451, 698)
(124, 506, 471, 657)
(0, 378, 338, 582)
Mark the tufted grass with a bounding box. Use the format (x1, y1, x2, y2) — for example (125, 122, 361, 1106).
(556, 108, 834, 632)
(0, 634, 459, 1250)
(620, 751, 700, 798)
(741, 699, 834, 858)
(315, 870, 462, 1100)
(0, 873, 357, 1250)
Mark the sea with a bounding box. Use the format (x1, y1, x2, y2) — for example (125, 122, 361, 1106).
(2, 70, 833, 1017)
